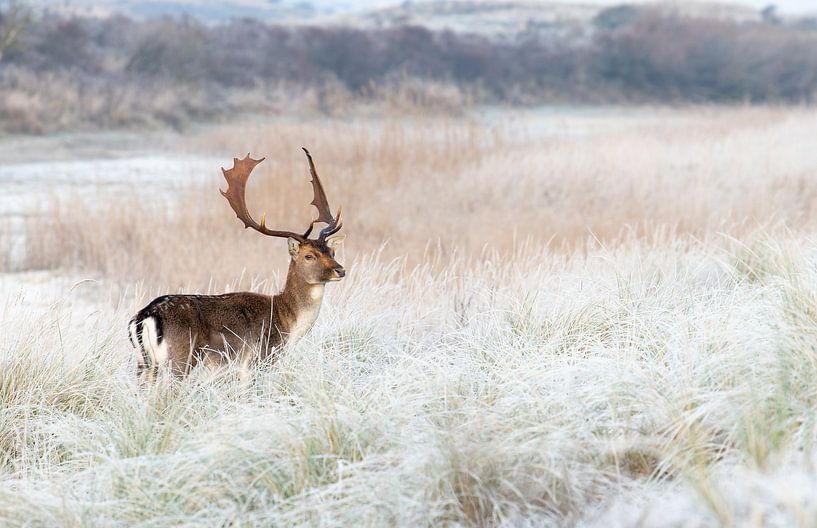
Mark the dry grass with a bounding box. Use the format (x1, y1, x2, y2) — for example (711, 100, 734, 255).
(16, 106, 817, 290)
(4, 106, 817, 526)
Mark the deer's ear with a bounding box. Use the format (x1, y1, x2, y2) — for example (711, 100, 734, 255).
(288, 238, 300, 257)
(326, 235, 346, 248)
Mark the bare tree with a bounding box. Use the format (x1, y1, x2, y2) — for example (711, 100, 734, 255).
(0, 1, 30, 62)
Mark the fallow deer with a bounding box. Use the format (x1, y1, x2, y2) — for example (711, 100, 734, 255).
(128, 148, 345, 381)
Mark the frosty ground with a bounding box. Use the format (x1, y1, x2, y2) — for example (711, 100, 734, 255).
(2, 107, 817, 526)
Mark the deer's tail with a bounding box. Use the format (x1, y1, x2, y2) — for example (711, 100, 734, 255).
(128, 312, 167, 382)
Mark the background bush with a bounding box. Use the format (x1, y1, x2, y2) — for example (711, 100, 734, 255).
(1, 4, 816, 133)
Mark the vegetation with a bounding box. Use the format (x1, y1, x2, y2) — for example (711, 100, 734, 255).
(6, 227, 817, 526)
(9, 107, 816, 281)
(1, 4, 817, 133)
(3, 6, 817, 523)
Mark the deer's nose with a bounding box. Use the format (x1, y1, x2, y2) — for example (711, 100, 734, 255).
(334, 266, 346, 278)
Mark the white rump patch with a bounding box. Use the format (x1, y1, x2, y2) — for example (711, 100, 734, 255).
(142, 317, 169, 368)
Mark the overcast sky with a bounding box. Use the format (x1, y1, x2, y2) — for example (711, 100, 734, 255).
(353, 0, 817, 14)
(581, 0, 816, 13)
(37, 0, 817, 18)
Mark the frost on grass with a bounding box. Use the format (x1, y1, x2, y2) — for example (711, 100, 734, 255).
(2, 233, 817, 526)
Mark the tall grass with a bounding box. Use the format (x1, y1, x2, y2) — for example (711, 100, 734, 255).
(5, 107, 817, 525)
(3, 231, 817, 525)
(16, 107, 817, 288)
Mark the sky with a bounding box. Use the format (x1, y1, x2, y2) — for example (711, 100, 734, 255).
(336, 0, 817, 15)
(581, 0, 816, 13)
(417, 0, 814, 14)
(31, 0, 817, 19)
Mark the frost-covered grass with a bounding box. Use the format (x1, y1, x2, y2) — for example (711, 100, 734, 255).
(3, 231, 817, 526)
(4, 106, 817, 525)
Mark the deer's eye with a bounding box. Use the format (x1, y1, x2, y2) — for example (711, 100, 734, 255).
(304, 254, 315, 261)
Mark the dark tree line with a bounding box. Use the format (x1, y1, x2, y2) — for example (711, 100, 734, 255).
(1, 5, 816, 132)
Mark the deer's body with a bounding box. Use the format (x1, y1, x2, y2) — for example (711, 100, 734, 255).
(130, 292, 275, 379)
(129, 150, 345, 381)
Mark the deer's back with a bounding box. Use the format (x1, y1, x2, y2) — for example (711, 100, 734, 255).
(135, 292, 272, 330)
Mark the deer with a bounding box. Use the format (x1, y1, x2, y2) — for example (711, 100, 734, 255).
(128, 148, 345, 381)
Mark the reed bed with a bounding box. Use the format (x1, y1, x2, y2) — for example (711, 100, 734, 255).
(16, 107, 817, 289)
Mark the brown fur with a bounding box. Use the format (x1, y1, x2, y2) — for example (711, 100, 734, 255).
(130, 237, 344, 380)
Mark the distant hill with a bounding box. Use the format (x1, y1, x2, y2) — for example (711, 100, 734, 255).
(314, 1, 767, 40)
(26, 0, 793, 40)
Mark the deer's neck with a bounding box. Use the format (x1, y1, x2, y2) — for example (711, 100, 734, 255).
(274, 265, 325, 343)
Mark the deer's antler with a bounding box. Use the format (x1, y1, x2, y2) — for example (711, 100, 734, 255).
(220, 151, 343, 243)
(220, 154, 307, 242)
(301, 147, 343, 241)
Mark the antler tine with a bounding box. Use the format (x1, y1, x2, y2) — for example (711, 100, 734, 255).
(319, 206, 343, 239)
(220, 154, 306, 242)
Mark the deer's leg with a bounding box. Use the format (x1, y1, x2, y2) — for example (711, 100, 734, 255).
(237, 349, 255, 385)
(197, 347, 229, 371)
(160, 326, 201, 379)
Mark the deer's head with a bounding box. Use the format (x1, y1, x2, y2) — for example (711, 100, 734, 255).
(287, 236, 345, 284)
(220, 148, 346, 284)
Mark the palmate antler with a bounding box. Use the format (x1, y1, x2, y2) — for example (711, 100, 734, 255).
(301, 148, 342, 240)
(220, 149, 342, 243)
